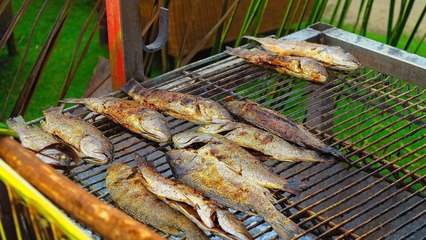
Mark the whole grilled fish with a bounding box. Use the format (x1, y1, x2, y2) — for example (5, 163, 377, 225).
(120, 79, 234, 124)
(198, 122, 330, 162)
(225, 47, 328, 83)
(41, 105, 114, 165)
(225, 100, 345, 159)
(61, 97, 171, 143)
(173, 131, 301, 194)
(136, 155, 251, 240)
(244, 36, 361, 71)
(106, 163, 209, 239)
(167, 149, 305, 240)
(6, 116, 72, 166)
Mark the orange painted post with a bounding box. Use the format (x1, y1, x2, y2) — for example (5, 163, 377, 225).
(105, 0, 145, 90)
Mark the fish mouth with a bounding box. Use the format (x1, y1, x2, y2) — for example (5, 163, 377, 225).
(82, 154, 110, 165)
(145, 127, 171, 143)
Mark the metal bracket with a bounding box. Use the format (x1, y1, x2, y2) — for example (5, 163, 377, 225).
(142, 7, 168, 53)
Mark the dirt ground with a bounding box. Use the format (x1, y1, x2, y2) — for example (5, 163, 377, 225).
(323, 0, 425, 38)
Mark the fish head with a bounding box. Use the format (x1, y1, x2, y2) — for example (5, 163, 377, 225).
(80, 136, 114, 165)
(198, 103, 234, 124)
(172, 132, 213, 149)
(223, 101, 245, 115)
(139, 117, 171, 143)
(322, 47, 361, 71)
(299, 58, 329, 83)
(166, 149, 201, 179)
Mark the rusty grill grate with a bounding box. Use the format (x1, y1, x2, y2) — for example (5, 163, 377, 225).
(30, 24, 426, 239)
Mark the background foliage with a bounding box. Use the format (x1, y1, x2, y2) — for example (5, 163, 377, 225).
(0, 0, 424, 122)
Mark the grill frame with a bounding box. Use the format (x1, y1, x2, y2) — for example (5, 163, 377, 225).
(29, 23, 426, 239)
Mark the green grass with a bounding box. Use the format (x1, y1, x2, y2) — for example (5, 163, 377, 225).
(0, 2, 424, 122)
(0, 0, 108, 121)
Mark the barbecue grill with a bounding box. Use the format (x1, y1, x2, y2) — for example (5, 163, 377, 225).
(3, 22, 426, 239)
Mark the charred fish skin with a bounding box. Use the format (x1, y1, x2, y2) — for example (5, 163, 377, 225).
(167, 149, 304, 240)
(61, 97, 171, 143)
(172, 131, 301, 194)
(225, 47, 328, 83)
(120, 79, 234, 125)
(198, 122, 330, 163)
(6, 116, 71, 165)
(106, 163, 209, 240)
(40, 105, 114, 165)
(244, 36, 361, 71)
(225, 100, 344, 159)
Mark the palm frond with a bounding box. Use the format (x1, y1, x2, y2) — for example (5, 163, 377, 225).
(276, 0, 294, 37)
(0, 159, 90, 240)
(404, 4, 425, 51)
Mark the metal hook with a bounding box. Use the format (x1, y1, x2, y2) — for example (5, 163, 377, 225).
(142, 7, 169, 53)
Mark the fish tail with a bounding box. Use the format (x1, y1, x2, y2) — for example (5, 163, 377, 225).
(243, 35, 261, 42)
(265, 211, 303, 240)
(59, 98, 86, 104)
(6, 115, 26, 127)
(283, 180, 303, 195)
(120, 79, 144, 96)
(320, 146, 347, 161)
(182, 226, 210, 240)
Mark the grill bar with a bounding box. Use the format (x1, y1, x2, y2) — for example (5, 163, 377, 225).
(25, 23, 425, 239)
(335, 184, 426, 239)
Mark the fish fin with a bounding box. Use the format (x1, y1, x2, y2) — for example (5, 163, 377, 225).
(42, 105, 64, 115)
(120, 78, 141, 95)
(59, 98, 86, 104)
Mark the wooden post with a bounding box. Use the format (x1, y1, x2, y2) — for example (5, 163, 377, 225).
(105, 0, 145, 90)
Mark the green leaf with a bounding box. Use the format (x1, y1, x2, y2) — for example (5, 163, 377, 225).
(0, 122, 18, 138)
(276, 0, 294, 37)
(337, 0, 352, 28)
(404, 4, 425, 50)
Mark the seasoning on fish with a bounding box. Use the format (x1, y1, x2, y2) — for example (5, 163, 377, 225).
(106, 163, 209, 240)
(61, 97, 171, 143)
(244, 36, 361, 71)
(198, 122, 330, 162)
(40, 105, 114, 165)
(167, 149, 305, 240)
(225, 47, 328, 83)
(6, 116, 74, 166)
(136, 155, 252, 240)
(225, 100, 345, 159)
(172, 131, 301, 194)
(120, 79, 234, 124)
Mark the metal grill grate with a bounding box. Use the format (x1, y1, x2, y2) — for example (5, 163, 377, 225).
(30, 24, 426, 239)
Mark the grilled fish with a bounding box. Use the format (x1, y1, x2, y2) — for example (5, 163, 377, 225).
(173, 131, 301, 194)
(120, 79, 234, 124)
(136, 155, 251, 240)
(167, 149, 305, 240)
(6, 116, 72, 166)
(244, 36, 361, 71)
(106, 163, 209, 239)
(41, 105, 114, 165)
(225, 47, 328, 83)
(61, 97, 171, 143)
(198, 122, 329, 162)
(225, 100, 344, 159)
